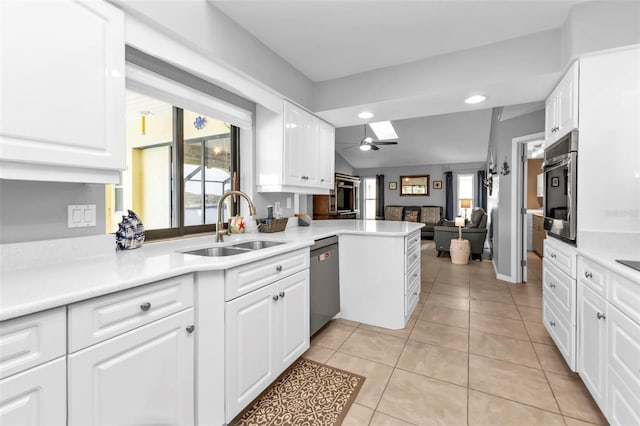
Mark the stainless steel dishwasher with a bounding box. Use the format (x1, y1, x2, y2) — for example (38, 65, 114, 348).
(310, 236, 340, 336)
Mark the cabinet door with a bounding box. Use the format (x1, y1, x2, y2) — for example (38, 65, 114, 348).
(68, 309, 195, 426)
(225, 283, 278, 421)
(556, 63, 579, 138)
(318, 121, 336, 189)
(578, 284, 608, 408)
(607, 306, 640, 399)
(0, 358, 66, 426)
(544, 92, 558, 145)
(284, 102, 306, 185)
(608, 368, 640, 426)
(277, 270, 310, 370)
(0, 0, 125, 178)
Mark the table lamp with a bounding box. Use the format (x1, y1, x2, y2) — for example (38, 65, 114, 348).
(455, 217, 465, 240)
(460, 199, 471, 219)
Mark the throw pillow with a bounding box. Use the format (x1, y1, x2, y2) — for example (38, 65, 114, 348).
(404, 210, 419, 222)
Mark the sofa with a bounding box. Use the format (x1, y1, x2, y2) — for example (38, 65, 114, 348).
(433, 208, 488, 260)
(384, 205, 444, 239)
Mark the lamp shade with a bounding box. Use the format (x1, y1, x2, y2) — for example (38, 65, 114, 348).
(460, 199, 471, 209)
(455, 217, 465, 227)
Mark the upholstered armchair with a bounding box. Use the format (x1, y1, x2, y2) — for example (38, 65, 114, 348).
(420, 206, 444, 239)
(433, 207, 488, 260)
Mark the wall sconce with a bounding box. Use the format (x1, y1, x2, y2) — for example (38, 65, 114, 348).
(500, 156, 510, 175)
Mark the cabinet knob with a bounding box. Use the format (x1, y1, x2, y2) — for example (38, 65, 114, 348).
(279, 291, 285, 298)
(186, 325, 195, 334)
(549, 321, 556, 327)
(321, 178, 325, 182)
(596, 312, 606, 320)
(585, 271, 593, 279)
(140, 302, 152, 312)
(549, 283, 556, 289)
(549, 253, 556, 258)
(273, 295, 280, 301)
(276, 265, 283, 272)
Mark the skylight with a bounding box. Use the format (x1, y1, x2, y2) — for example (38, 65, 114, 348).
(368, 121, 397, 140)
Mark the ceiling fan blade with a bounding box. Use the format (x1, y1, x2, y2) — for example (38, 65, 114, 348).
(370, 144, 380, 151)
(343, 145, 359, 149)
(371, 141, 398, 145)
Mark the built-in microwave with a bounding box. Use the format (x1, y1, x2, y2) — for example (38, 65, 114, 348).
(543, 130, 578, 244)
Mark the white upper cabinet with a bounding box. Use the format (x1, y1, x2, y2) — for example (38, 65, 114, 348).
(545, 62, 579, 147)
(257, 101, 334, 194)
(0, 0, 125, 184)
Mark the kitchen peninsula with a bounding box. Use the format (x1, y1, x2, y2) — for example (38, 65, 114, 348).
(0, 219, 423, 425)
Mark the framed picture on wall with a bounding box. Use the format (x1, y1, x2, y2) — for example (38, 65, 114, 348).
(389, 182, 397, 190)
(433, 180, 442, 189)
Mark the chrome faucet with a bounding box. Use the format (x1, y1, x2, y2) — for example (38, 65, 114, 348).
(216, 190, 257, 242)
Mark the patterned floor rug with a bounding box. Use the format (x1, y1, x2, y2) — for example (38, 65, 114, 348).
(230, 358, 365, 426)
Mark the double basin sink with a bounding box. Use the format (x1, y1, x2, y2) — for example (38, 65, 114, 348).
(183, 240, 284, 257)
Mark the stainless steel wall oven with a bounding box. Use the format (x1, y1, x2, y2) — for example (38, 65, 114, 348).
(543, 130, 578, 244)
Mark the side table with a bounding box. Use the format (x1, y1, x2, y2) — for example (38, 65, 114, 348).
(450, 238, 470, 264)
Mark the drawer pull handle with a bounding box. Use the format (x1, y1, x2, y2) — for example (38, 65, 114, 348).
(140, 302, 152, 312)
(273, 295, 280, 301)
(186, 325, 195, 334)
(413, 292, 418, 296)
(276, 265, 283, 272)
(549, 321, 556, 327)
(550, 253, 557, 259)
(596, 312, 606, 320)
(549, 283, 556, 289)
(585, 271, 593, 279)
(279, 291, 285, 298)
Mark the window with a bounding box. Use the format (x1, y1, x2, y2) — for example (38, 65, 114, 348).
(457, 174, 474, 219)
(106, 90, 240, 239)
(363, 177, 377, 219)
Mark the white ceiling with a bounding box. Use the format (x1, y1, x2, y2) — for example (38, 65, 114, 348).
(336, 109, 493, 169)
(212, 1, 581, 82)
(207, 1, 588, 168)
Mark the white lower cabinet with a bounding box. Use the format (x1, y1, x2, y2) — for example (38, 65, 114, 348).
(225, 269, 309, 422)
(578, 283, 608, 407)
(0, 357, 66, 426)
(577, 255, 640, 425)
(68, 308, 195, 426)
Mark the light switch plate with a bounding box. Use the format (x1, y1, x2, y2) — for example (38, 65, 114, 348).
(68, 204, 96, 228)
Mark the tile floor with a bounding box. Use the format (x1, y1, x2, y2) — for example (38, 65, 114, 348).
(304, 245, 607, 426)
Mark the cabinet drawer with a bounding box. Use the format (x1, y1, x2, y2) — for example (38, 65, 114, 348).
(225, 249, 309, 301)
(405, 284, 420, 317)
(543, 297, 575, 370)
(68, 274, 194, 352)
(0, 356, 67, 425)
(608, 306, 640, 398)
(405, 262, 420, 294)
(578, 257, 607, 297)
(608, 271, 640, 324)
(405, 231, 420, 252)
(543, 259, 575, 322)
(406, 243, 420, 273)
(544, 238, 576, 278)
(0, 307, 66, 380)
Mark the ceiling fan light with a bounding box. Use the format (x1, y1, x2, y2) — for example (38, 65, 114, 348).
(358, 111, 374, 119)
(359, 143, 371, 151)
(363, 136, 374, 143)
(464, 95, 487, 104)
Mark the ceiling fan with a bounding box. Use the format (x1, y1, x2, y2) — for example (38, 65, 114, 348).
(343, 125, 398, 151)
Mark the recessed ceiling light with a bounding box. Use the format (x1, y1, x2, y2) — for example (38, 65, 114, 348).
(358, 111, 374, 119)
(464, 95, 487, 104)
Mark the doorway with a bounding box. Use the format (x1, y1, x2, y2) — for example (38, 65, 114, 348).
(511, 132, 544, 283)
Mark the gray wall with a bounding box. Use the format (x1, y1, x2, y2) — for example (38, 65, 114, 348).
(0, 180, 106, 244)
(486, 108, 545, 278)
(335, 152, 354, 175)
(355, 162, 484, 209)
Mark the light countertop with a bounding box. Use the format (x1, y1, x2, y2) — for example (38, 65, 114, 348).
(0, 220, 424, 321)
(577, 231, 640, 283)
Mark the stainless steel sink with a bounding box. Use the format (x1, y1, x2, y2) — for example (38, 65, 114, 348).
(231, 241, 284, 250)
(182, 240, 284, 257)
(182, 246, 251, 257)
